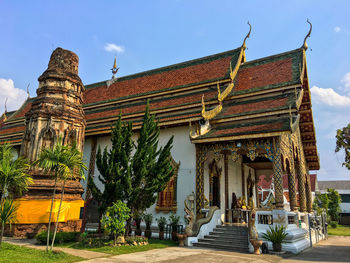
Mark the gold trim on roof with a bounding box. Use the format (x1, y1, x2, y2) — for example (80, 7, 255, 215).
(201, 22, 251, 121)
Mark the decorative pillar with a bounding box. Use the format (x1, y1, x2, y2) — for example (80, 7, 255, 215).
(287, 165, 298, 211)
(272, 141, 284, 209)
(254, 170, 260, 207)
(241, 162, 246, 197)
(296, 162, 307, 212)
(195, 144, 205, 217)
(305, 173, 313, 213)
(224, 153, 229, 221)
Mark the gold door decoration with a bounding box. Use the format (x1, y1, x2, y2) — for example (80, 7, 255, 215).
(156, 155, 181, 213)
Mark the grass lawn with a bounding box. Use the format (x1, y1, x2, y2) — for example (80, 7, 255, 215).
(58, 239, 177, 255)
(0, 242, 82, 263)
(328, 224, 350, 236)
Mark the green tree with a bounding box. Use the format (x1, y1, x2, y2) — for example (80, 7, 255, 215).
(90, 104, 174, 234)
(101, 201, 130, 246)
(313, 193, 329, 215)
(0, 199, 17, 245)
(327, 188, 341, 221)
(0, 143, 32, 246)
(36, 140, 86, 251)
(0, 143, 32, 203)
(335, 124, 350, 170)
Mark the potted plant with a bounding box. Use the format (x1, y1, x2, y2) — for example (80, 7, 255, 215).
(169, 214, 180, 241)
(134, 212, 143, 236)
(262, 225, 288, 252)
(143, 213, 153, 239)
(156, 216, 167, 240)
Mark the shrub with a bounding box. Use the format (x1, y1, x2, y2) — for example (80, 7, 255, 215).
(125, 236, 148, 245)
(143, 213, 153, 230)
(329, 221, 338, 228)
(169, 214, 180, 232)
(101, 201, 130, 245)
(35, 231, 80, 244)
(156, 216, 167, 232)
(262, 225, 288, 244)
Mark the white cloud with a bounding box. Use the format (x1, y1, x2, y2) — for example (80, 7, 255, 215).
(0, 78, 27, 113)
(341, 72, 350, 88)
(334, 26, 341, 33)
(311, 85, 350, 107)
(104, 43, 125, 53)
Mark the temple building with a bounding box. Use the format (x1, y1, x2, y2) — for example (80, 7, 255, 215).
(0, 23, 321, 253)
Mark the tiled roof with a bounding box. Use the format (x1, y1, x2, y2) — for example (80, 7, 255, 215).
(84, 48, 242, 106)
(0, 46, 318, 172)
(318, 180, 350, 191)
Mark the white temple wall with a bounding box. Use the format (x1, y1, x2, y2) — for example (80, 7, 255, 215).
(81, 126, 196, 225)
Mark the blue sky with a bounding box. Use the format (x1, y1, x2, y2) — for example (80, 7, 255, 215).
(1, 0, 350, 180)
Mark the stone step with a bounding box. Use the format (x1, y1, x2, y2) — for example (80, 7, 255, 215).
(214, 226, 248, 232)
(210, 230, 247, 237)
(216, 225, 248, 229)
(198, 238, 248, 246)
(203, 235, 249, 243)
(193, 242, 249, 253)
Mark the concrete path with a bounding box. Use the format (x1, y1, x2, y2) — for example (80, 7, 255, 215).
(5, 236, 350, 262)
(279, 236, 350, 263)
(79, 236, 350, 263)
(3, 237, 109, 259)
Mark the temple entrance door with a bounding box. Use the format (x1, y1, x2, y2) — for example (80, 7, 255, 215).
(212, 175, 220, 208)
(209, 159, 222, 208)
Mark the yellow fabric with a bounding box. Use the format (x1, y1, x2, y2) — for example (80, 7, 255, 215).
(13, 199, 84, 224)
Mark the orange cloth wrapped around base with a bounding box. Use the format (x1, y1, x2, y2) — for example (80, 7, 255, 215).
(13, 199, 84, 224)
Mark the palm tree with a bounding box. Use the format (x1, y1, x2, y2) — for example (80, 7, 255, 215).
(36, 139, 86, 251)
(0, 143, 32, 204)
(0, 199, 17, 245)
(0, 143, 32, 246)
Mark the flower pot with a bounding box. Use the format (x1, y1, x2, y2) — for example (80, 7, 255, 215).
(135, 229, 142, 236)
(176, 233, 187, 247)
(273, 243, 282, 252)
(250, 239, 263, 255)
(171, 231, 178, 241)
(145, 229, 152, 239)
(159, 231, 164, 240)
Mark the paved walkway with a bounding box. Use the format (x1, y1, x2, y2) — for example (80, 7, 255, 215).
(5, 236, 350, 262)
(3, 237, 109, 259)
(279, 236, 350, 263)
(79, 236, 350, 263)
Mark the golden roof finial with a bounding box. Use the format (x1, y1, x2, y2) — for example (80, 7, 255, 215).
(302, 19, 312, 50)
(111, 56, 119, 79)
(242, 21, 252, 49)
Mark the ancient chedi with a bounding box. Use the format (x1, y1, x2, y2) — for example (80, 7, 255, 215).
(14, 48, 85, 236)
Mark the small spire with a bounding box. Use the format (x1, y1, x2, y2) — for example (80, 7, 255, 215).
(26, 83, 30, 98)
(302, 19, 312, 50)
(111, 56, 119, 79)
(3, 98, 8, 121)
(4, 98, 7, 113)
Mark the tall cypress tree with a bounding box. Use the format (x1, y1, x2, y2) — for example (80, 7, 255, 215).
(90, 113, 133, 215)
(90, 104, 174, 221)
